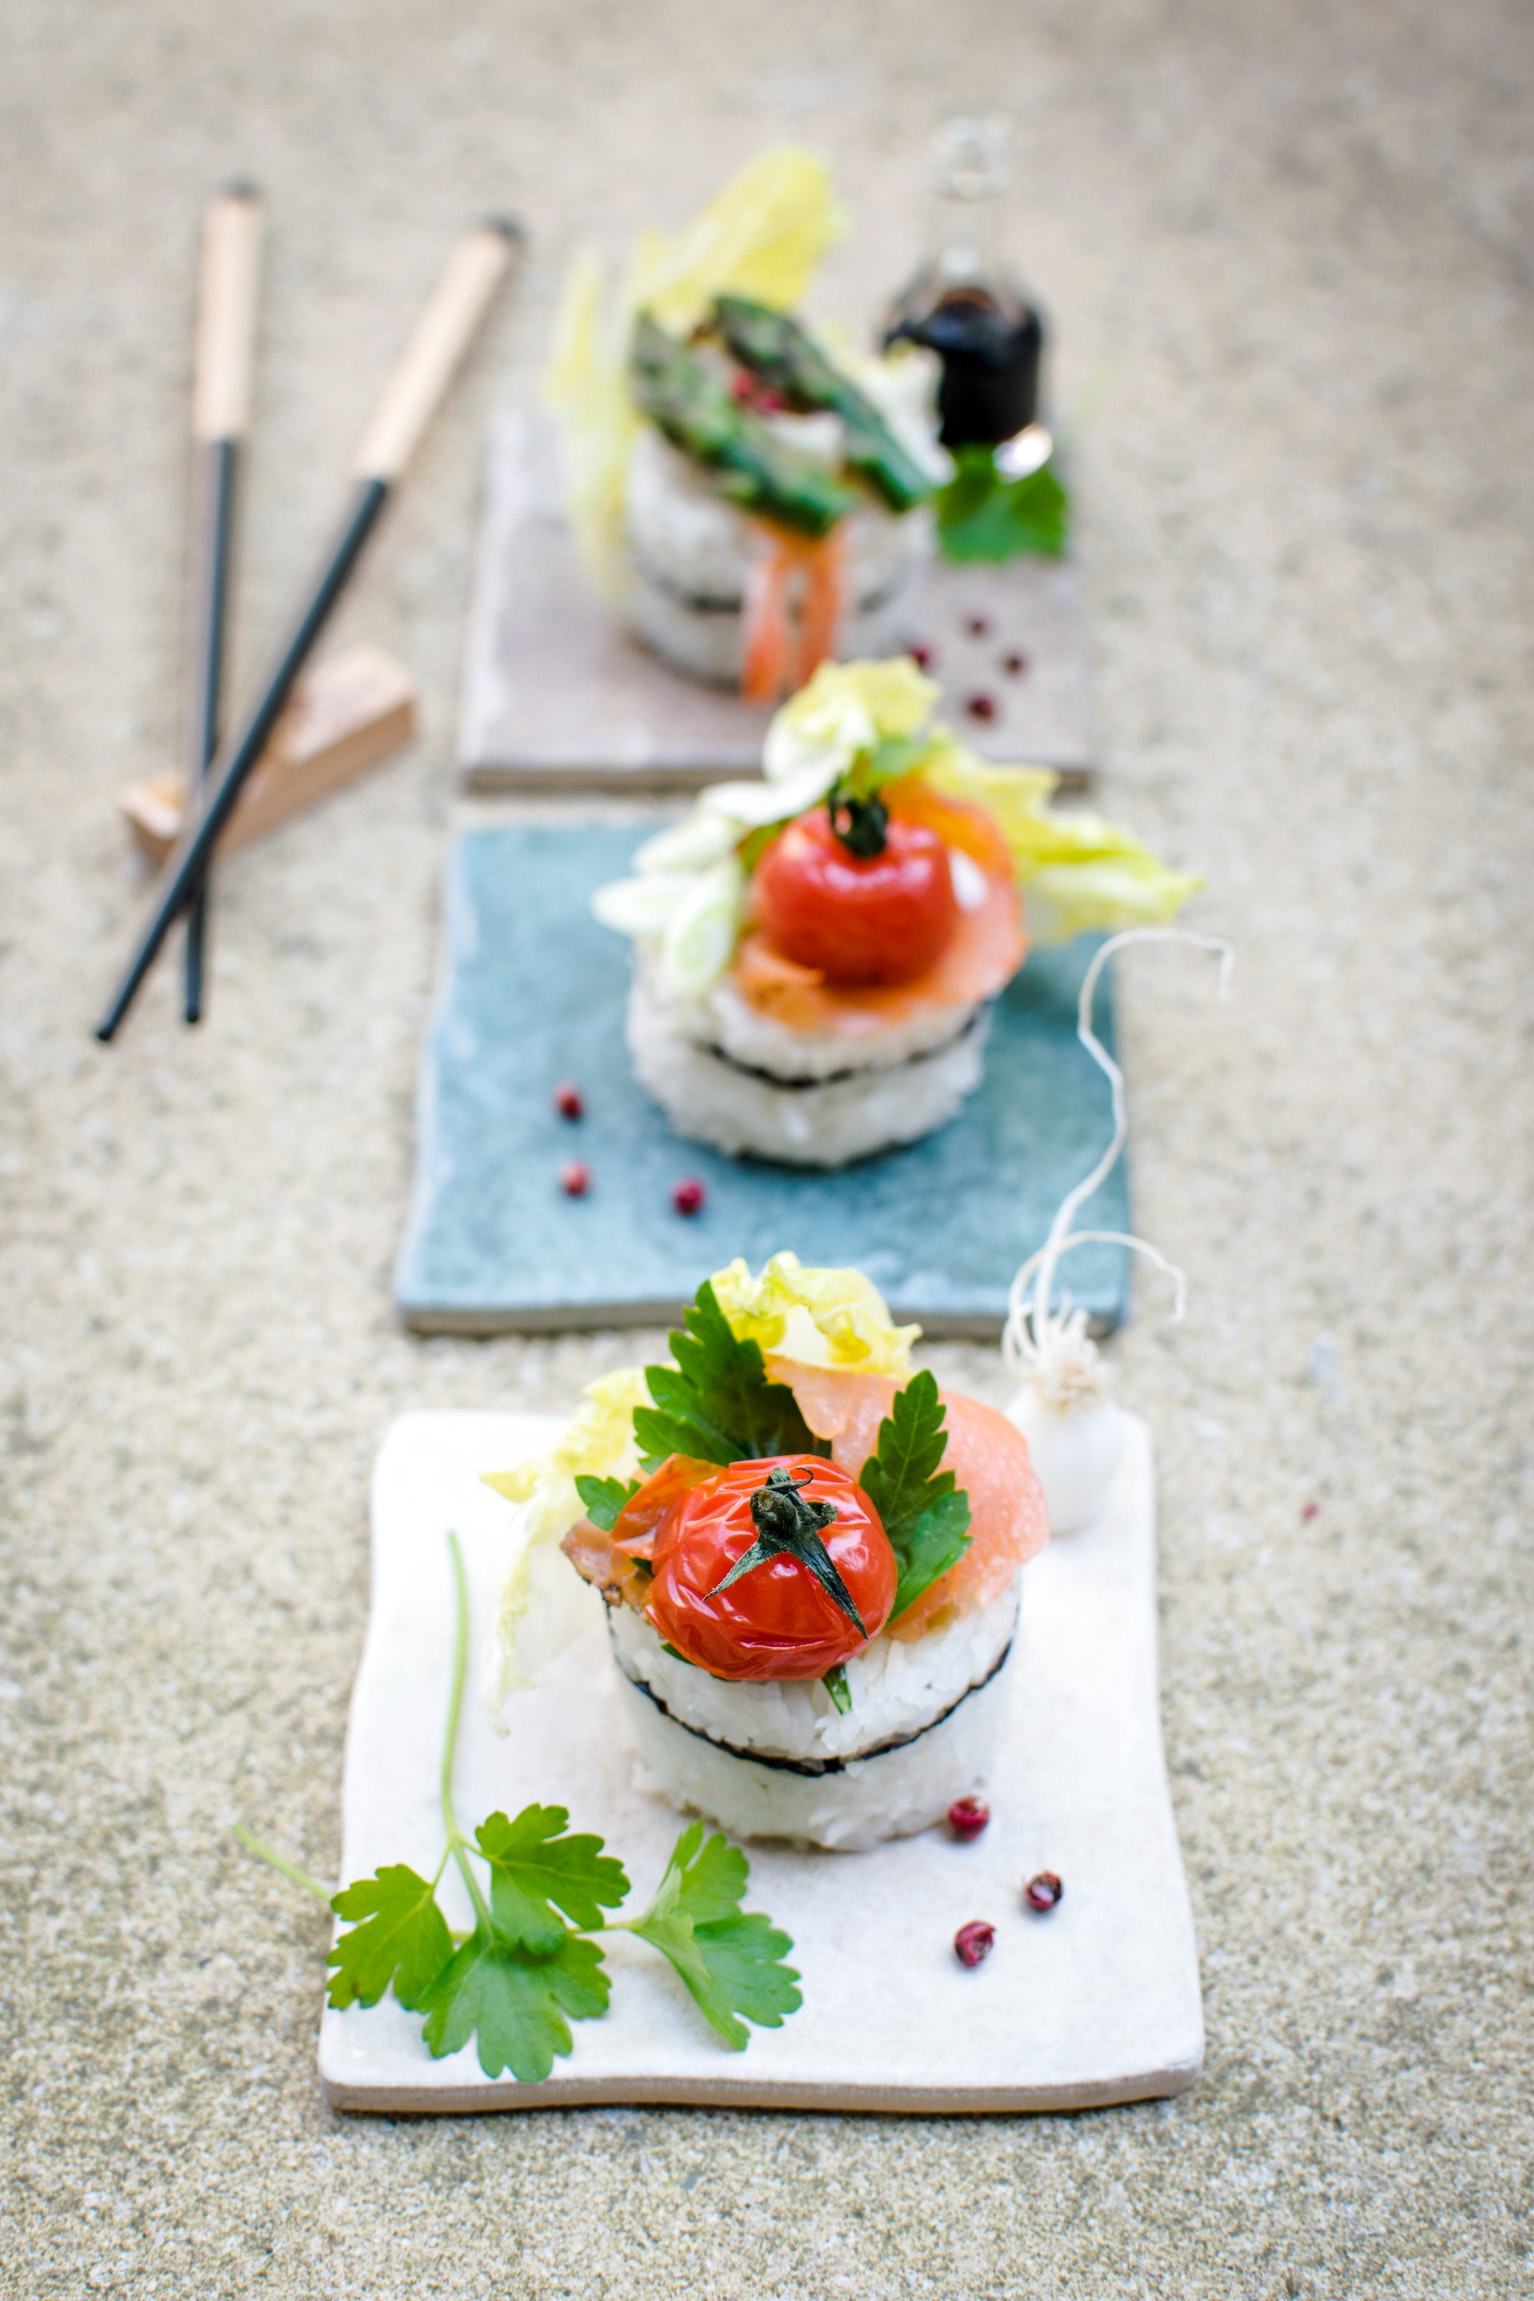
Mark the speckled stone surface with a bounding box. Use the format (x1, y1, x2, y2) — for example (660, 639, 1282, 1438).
(2, 1, 1532, 2295)
(395, 827, 1129, 1333)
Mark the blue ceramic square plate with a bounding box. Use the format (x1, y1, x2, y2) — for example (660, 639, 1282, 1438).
(396, 826, 1130, 1335)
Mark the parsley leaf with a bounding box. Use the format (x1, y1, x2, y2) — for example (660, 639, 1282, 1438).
(936, 448, 1068, 563)
(633, 1280, 827, 1470)
(326, 1863, 454, 2013)
(575, 1473, 641, 1531)
(890, 1489, 974, 1620)
(822, 1662, 852, 1714)
(627, 1820, 802, 2050)
(476, 1805, 630, 1955)
(248, 1529, 808, 2081)
(419, 1926, 609, 2081)
(867, 732, 936, 784)
(858, 1370, 973, 1620)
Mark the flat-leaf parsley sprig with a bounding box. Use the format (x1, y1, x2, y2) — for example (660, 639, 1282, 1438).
(633, 1280, 829, 1470)
(857, 1369, 973, 1621)
(237, 1532, 801, 2082)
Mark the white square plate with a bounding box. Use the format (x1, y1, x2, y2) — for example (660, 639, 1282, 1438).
(318, 1409, 1202, 2113)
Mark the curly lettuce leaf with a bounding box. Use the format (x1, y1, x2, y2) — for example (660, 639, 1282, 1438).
(544, 149, 843, 591)
(762, 654, 941, 784)
(483, 1367, 649, 1702)
(922, 747, 1201, 944)
(711, 1250, 919, 1377)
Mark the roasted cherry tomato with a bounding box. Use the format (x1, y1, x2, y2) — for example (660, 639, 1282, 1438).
(645, 1453, 896, 1681)
(609, 1454, 718, 1557)
(753, 806, 959, 986)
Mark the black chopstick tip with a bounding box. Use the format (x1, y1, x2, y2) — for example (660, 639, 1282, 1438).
(223, 178, 262, 203)
(483, 215, 525, 245)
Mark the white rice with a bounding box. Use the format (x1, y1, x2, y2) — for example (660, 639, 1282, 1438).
(623, 427, 931, 688)
(626, 426, 928, 606)
(655, 962, 985, 1080)
(606, 1577, 1022, 1851)
(628, 580, 921, 691)
(628, 979, 988, 1165)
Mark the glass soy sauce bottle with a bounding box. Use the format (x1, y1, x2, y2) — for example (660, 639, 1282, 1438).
(884, 118, 1048, 455)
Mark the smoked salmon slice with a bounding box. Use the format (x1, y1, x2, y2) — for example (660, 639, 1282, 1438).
(771, 1362, 1049, 1638)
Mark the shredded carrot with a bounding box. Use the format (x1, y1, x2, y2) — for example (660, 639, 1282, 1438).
(741, 522, 850, 702)
(742, 532, 794, 703)
(882, 776, 1017, 879)
(794, 527, 847, 686)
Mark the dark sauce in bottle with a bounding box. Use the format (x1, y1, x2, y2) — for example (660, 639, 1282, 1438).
(883, 120, 1048, 452)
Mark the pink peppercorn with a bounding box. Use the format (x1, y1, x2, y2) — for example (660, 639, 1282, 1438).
(1301, 1500, 1319, 1520)
(559, 1161, 590, 1198)
(1024, 1871, 1063, 1912)
(554, 1083, 584, 1121)
(965, 692, 998, 722)
(966, 613, 991, 637)
(672, 1178, 706, 1217)
(948, 1796, 991, 1843)
(954, 1920, 995, 1967)
(906, 640, 935, 672)
(1002, 650, 1029, 676)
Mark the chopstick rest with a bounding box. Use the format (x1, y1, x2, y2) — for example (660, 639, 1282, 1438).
(120, 643, 417, 868)
(96, 216, 523, 1044)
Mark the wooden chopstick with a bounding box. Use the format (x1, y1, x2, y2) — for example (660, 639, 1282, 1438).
(183, 183, 264, 1025)
(96, 216, 523, 1044)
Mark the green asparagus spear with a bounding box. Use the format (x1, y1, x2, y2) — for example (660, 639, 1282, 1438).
(712, 294, 932, 515)
(630, 313, 858, 539)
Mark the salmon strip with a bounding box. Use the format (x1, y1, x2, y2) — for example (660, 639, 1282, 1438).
(610, 1453, 718, 1555)
(561, 1456, 719, 1611)
(772, 1362, 1049, 1638)
(560, 1521, 653, 1611)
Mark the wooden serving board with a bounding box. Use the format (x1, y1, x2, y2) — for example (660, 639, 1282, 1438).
(457, 413, 1093, 792)
(317, 1408, 1203, 2115)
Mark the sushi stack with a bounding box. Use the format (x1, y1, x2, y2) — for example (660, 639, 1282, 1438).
(486, 1256, 1048, 1851)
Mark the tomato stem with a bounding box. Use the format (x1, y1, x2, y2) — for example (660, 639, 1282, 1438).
(827, 783, 889, 858)
(705, 1464, 867, 1636)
